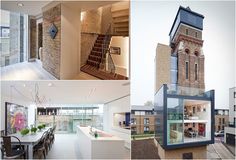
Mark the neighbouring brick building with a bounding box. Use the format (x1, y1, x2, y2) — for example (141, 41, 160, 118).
(131, 105, 155, 135)
(214, 109, 229, 132)
(224, 87, 236, 146)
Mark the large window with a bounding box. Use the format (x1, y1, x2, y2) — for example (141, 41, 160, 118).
(154, 85, 164, 145)
(167, 98, 184, 145)
(144, 118, 150, 125)
(0, 10, 28, 67)
(167, 98, 211, 145)
(37, 105, 103, 133)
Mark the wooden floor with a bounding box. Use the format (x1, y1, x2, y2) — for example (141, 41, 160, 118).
(81, 64, 128, 80)
(1, 62, 100, 80)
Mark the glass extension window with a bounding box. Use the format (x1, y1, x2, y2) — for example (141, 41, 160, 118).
(167, 98, 183, 145)
(167, 98, 211, 145)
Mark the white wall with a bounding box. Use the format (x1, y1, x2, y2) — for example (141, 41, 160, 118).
(60, 4, 81, 79)
(110, 36, 129, 77)
(103, 95, 130, 149)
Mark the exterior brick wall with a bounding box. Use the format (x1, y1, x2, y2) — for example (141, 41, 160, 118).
(215, 115, 229, 132)
(131, 115, 155, 134)
(155, 43, 171, 92)
(177, 47, 205, 90)
(174, 24, 202, 41)
(154, 139, 207, 159)
(42, 4, 61, 79)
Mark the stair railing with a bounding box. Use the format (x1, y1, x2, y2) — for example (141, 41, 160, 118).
(107, 49, 116, 73)
(100, 24, 116, 74)
(101, 24, 111, 60)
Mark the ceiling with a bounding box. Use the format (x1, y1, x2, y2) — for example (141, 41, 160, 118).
(1, 1, 120, 16)
(1, 81, 130, 106)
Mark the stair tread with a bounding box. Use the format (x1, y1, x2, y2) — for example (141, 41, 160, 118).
(81, 65, 128, 80)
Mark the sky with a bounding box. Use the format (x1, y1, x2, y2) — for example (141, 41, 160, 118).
(131, 1, 235, 109)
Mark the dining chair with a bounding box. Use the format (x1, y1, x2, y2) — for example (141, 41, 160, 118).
(33, 131, 48, 159)
(1, 136, 26, 159)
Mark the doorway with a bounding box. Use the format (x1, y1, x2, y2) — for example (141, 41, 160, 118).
(37, 23, 43, 60)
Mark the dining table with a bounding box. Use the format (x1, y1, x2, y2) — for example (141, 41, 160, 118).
(1, 127, 52, 159)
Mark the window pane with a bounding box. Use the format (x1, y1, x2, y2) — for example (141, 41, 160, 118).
(167, 98, 184, 145)
(0, 10, 28, 67)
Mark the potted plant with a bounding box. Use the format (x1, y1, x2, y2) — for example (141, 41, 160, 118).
(20, 128, 29, 136)
(42, 124, 46, 129)
(31, 127, 37, 134)
(38, 125, 43, 131)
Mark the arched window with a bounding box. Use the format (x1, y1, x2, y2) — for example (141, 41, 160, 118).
(194, 51, 199, 56)
(185, 49, 190, 54)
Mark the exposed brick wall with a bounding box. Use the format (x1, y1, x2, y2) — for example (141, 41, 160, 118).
(155, 140, 207, 159)
(42, 4, 61, 79)
(81, 8, 102, 34)
(174, 24, 202, 41)
(30, 18, 37, 59)
(131, 115, 155, 134)
(155, 44, 171, 92)
(101, 5, 113, 34)
(215, 115, 229, 132)
(177, 51, 205, 90)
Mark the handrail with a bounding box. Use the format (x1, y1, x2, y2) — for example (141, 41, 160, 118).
(107, 49, 116, 73)
(100, 23, 116, 74)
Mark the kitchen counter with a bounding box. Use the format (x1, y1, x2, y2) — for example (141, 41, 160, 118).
(77, 126, 125, 159)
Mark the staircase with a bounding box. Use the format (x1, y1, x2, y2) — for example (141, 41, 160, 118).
(86, 34, 111, 68)
(111, 1, 129, 36)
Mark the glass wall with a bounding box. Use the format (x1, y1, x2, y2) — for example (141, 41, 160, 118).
(183, 100, 211, 143)
(166, 98, 211, 145)
(37, 105, 103, 133)
(167, 98, 184, 145)
(154, 85, 164, 145)
(0, 9, 28, 67)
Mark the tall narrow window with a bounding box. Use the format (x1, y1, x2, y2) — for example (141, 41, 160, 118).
(195, 32, 197, 38)
(195, 64, 198, 80)
(186, 29, 188, 35)
(185, 62, 189, 79)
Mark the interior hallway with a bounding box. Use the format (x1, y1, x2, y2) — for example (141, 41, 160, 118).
(1, 61, 100, 80)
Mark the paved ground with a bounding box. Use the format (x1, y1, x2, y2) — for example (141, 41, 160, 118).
(207, 142, 235, 159)
(131, 138, 160, 159)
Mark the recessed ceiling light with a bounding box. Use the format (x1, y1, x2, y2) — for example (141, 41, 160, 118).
(23, 84, 26, 87)
(17, 3, 24, 7)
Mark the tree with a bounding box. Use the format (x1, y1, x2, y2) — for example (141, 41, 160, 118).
(144, 101, 153, 106)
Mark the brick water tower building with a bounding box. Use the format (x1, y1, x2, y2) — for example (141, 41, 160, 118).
(154, 6, 215, 159)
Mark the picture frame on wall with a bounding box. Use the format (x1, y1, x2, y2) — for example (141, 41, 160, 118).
(5, 102, 28, 135)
